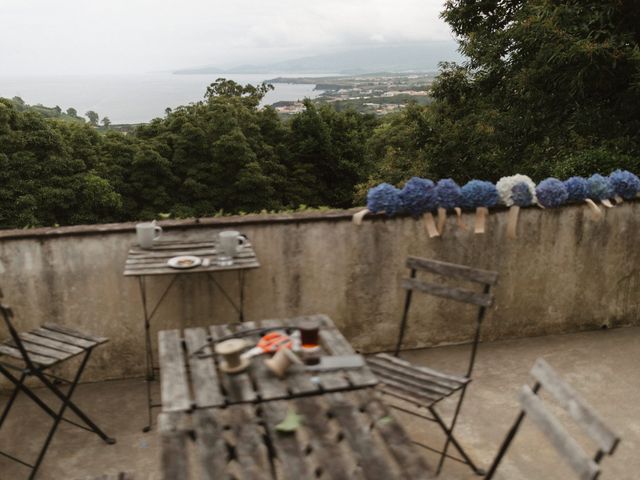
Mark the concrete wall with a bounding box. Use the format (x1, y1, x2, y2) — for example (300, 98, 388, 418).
(1, 202, 639, 382)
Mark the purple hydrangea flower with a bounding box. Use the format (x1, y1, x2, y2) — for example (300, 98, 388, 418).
(435, 178, 462, 210)
(367, 183, 404, 216)
(460, 180, 499, 209)
(587, 174, 613, 200)
(512, 182, 534, 207)
(609, 170, 640, 199)
(536, 178, 569, 208)
(563, 177, 589, 202)
(399, 177, 437, 217)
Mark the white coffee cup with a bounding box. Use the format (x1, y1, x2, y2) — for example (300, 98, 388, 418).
(218, 230, 247, 258)
(136, 222, 162, 249)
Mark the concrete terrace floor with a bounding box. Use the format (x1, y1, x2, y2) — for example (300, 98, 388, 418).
(0, 326, 638, 480)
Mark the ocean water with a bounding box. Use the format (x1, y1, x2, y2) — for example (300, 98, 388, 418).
(0, 73, 331, 124)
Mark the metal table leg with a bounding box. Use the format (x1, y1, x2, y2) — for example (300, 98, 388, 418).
(206, 271, 247, 322)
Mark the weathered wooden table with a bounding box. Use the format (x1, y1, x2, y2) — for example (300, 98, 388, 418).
(123, 238, 260, 431)
(157, 314, 435, 479)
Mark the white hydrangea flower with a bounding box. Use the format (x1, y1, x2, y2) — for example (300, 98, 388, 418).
(496, 174, 537, 206)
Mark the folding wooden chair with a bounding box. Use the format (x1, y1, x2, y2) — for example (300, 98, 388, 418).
(0, 295, 115, 479)
(367, 256, 498, 476)
(485, 358, 620, 480)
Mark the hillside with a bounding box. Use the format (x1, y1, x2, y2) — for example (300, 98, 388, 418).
(174, 42, 462, 75)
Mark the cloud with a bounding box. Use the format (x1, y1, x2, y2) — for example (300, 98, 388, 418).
(0, 0, 452, 75)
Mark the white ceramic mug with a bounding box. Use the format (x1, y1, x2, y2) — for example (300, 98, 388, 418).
(136, 222, 162, 249)
(218, 230, 247, 258)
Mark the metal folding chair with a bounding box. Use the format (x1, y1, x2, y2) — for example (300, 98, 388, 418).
(485, 358, 620, 479)
(0, 295, 116, 479)
(368, 256, 498, 476)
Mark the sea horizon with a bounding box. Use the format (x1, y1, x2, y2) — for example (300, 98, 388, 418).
(0, 72, 339, 124)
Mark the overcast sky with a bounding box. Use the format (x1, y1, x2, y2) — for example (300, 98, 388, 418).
(0, 0, 453, 76)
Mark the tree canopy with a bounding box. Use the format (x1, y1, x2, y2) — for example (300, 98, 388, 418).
(2, 1, 640, 228)
(0, 80, 377, 228)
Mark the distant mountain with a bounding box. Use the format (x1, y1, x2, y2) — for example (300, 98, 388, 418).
(174, 42, 462, 75)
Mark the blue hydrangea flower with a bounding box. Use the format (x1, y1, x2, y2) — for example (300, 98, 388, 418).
(609, 170, 640, 199)
(563, 177, 589, 202)
(366, 183, 404, 216)
(587, 174, 614, 200)
(461, 180, 499, 209)
(535, 178, 569, 208)
(399, 177, 437, 217)
(512, 182, 534, 207)
(435, 178, 462, 210)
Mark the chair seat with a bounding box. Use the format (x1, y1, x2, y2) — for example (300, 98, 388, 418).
(0, 323, 108, 368)
(367, 353, 470, 407)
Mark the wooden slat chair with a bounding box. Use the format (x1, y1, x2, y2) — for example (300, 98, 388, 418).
(368, 256, 498, 476)
(0, 293, 116, 480)
(485, 358, 620, 480)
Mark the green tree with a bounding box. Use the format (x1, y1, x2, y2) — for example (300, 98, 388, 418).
(0, 99, 122, 227)
(134, 79, 286, 217)
(288, 100, 378, 207)
(102, 116, 111, 128)
(66, 107, 78, 117)
(430, 0, 640, 179)
(85, 110, 99, 126)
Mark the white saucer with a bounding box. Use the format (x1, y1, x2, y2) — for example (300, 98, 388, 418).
(167, 255, 202, 269)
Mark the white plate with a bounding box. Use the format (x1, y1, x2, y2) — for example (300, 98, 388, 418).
(167, 255, 202, 269)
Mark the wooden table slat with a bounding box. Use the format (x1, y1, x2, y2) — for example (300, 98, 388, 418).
(124, 261, 260, 277)
(124, 241, 259, 276)
(127, 244, 255, 258)
(354, 389, 434, 479)
(126, 249, 257, 263)
(159, 412, 190, 480)
(293, 395, 363, 480)
(183, 327, 225, 408)
(193, 409, 229, 480)
(261, 400, 315, 480)
(230, 404, 273, 479)
(326, 392, 405, 480)
(158, 330, 192, 412)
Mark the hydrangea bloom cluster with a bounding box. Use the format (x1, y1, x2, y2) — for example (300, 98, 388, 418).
(496, 174, 537, 206)
(361, 169, 640, 221)
(609, 170, 640, 199)
(511, 182, 534, 206)
(399, 177, 437, 217)
(564, 176, 589, 202)
(435, 179, 462, 210)
(587, 174, 613, 200)
(461, 180, 500, 209)
(366, 183, 404, 216)
(535, 178, 569, 208)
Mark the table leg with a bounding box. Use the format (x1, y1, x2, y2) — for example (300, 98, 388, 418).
(138, 277, 154, 382)
(239, 269, 245, 322)
(206, 272, 246, 323)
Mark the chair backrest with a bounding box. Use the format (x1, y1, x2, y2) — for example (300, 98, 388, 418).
(402, 256, 498, 307)
(485, 358, 620, 480)
(394, 256, 499, 378)
(0, 288, 37, 369)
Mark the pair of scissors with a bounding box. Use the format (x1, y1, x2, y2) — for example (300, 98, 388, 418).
(241, 332, 293, 359)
